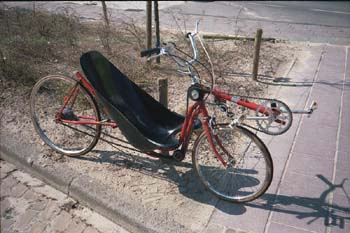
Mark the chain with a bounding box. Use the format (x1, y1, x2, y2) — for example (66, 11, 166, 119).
(207, 95, 293, 135)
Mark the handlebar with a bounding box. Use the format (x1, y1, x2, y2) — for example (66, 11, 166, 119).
(186, 33, 199, 65)
(140, 21, 200, 64)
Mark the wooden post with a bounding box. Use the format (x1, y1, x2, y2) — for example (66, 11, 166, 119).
(101, 1, 111, 54)
(101, 1, 109, 26)
(252, 28, 263, 81)
(158, 78, 168, 108)
(154, 0, 160, 64)
(146, 1, 152, 51)
(32, 2, 36, 16)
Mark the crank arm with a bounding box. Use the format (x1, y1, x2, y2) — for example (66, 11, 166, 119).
(245, 116, 287, 125)
(291, 101, 318, 116)
(246, 116, 270, 120)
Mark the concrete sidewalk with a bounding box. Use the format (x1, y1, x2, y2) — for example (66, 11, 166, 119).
(205, 44, 350, 233)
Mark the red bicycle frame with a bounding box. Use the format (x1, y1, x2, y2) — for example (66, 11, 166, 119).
(55, 72, 118, 128)
(56, 72, 284, 166)
(176, 87, 286, 167)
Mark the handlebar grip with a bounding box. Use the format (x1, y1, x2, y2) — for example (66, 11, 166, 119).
(185, 32, 191, 38)
(140, 48, 161, 57)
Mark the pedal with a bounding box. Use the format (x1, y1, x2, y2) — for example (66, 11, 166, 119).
(307, 101, 318, 117)
(310, 101, 318, 112)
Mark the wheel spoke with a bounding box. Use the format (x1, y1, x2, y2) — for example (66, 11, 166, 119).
(30, 75, 101, 156)
(192, 125, 273, 202)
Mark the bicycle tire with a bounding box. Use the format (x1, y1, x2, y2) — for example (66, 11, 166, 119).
(192, 124, 273, 202)
(30, 75, 101, 156)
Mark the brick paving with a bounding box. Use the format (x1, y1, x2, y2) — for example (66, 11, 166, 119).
(0, 160, 129, 233)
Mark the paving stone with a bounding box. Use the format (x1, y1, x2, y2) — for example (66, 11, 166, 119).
(293, 137, 336, 159)
(0, 159, 128, 233)
(288, 152, 334, 180)
(73, 207, 93, 222)
(29, 221, 47, 233)
(331, 224, 350, 233)
(65, 217, 87, 233)
(23, 188, 41, 201)
(10, 182, 28, 198)
(0, 198, 12, 217)
(39, 200, 61, 221)
(338, 135, 350, 154)
(83, 226, 100, 233)
(0, 217, 15, 233)
(29, 199, 49, 212)
(328, 194, 350, 233)
(0, 176, 19, 197)
(336, 151, 350, 173)
(51, 210, 72, 232)
(0, 161, 16, 179)
(33, 185, 68, 202)
(13, 209, 37, 232)
(268, 222, 312, 233)
(334, 170, 350, 199)
(271, 205, 327, 233)
(271, 172, 333, 233)
(277, 172, 329, 198)
(12, 170, 44, 187)
(209, 199, 270, 233)
(311, 84, 342, 100)
(340, 109, 350, 137)
(296, 123, 338, 144)
(302, 108, 339, 128)
(203, 223, 225, 233)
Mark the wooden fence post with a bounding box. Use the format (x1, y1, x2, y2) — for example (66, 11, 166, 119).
(146, 1, 152, 51)
(154, 0, 160, 64)
(101, 1, 110, 26)
(158, 78, 168, 108)
(252, 28, 263, 81)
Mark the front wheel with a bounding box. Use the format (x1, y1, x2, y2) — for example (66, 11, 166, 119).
(30, 75, 101, 156)
(192, 125, 273, 202)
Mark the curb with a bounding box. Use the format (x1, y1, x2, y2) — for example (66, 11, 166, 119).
(0, 133, 190, 233)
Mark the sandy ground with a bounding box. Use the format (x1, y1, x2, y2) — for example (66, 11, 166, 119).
(0, 2, 302, 230)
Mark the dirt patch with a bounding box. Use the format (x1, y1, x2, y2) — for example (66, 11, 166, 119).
(0, 5, 300, 231)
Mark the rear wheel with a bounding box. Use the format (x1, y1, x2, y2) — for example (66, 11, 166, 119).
(192, 125, 273, 202)
(30, 75, 101, 156)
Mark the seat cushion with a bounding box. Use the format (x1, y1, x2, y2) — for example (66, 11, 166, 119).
(80, 51, 185, 151)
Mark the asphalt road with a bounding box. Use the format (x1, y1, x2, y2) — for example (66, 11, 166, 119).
(3, 1, 349, 43)
(159, 1, 350, 44)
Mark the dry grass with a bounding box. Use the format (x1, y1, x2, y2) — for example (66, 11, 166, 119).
(0, 5, 289, 100)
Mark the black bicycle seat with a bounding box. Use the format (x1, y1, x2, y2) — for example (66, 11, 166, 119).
(80, 51, 195, 151)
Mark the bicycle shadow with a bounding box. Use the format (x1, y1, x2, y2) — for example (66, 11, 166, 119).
(217, 175, 350, 229)
(75, 148, 350, 230)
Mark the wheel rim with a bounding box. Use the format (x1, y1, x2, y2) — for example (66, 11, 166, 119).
(30, 75, 100, 155)
(193, 126, 272, 202)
